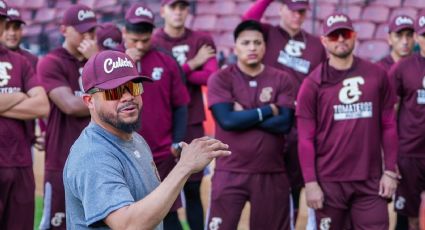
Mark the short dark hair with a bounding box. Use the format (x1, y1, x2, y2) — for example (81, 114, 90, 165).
(233, 20, 266, 42)
(125, 22, 155, 34)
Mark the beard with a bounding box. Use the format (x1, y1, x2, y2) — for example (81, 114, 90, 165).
(98, 102, 141, 134)
(329, 43, 355, 59)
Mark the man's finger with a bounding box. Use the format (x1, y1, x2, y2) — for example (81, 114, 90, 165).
(209, 150, 231, 158)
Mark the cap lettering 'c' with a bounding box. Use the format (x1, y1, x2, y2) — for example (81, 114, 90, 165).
(7, 8, 19, 17)
(104, 57, 134, 74)
(135, 7, 153, 18)
(327, 15, 348, 27)
(0, 1, 5, 9)
(419, 16, 425, 28)
(395, 16, 413, 26)
(103, 38, 119, 49)
(78, 10, 95, 21)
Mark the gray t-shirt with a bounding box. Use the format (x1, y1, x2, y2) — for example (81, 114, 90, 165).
(63, 122, 162, 229)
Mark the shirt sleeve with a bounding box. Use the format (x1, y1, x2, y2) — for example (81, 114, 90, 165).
(66, 150, 135, 227)
(170, 59, 190, 107)
(37, 55, 69, 93)
(207, 70, 234, 107)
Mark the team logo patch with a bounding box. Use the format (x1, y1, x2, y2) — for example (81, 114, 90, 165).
(51, 212, 65, 227)
(78, 10, 95, 21)
(172, 45, 190, 65)
(334, 76, 373, 120)
(209, 217, 223, 230)
(395, 196, 406, 210)
(327, 15, 348, 27)
(277, 40, 310, 74)
(152, 67, 163, 81)
(416, 76, 425, 104)
(135, 7, 153, 18)
(0, 62, 12, 87)
(320, 217, 331, 230)
(259, 87, 273, 103)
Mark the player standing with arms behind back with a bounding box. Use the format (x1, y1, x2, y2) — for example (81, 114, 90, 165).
(296, 13, 399, 229)
(152, 1, 218, 229)
(389, 12, 425, 230)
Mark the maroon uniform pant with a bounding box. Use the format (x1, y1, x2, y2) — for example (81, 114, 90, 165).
(39, 170, 66, 230)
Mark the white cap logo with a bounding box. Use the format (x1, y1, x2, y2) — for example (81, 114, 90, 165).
(395, 16, 413, 26)
(135, 7, 153, 19)
(104, 57, 134, 74)
(0, 1, 5, 9)
(327, 15, 348, 27)
(78, 10, 95, 21)
(291, 0, 308, 2)
(103, 38, 119, 49)
(419, 16, 425, 28)
(7, 8, 20, 17)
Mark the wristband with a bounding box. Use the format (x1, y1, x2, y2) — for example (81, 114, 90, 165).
(257, 108, 263, 122)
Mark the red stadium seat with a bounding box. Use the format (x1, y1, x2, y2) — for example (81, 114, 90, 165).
(375, 23, 389, 40)
(404, 0, 425, 9)
(196, 2, 212, 15)
(264, 2, 281, 18)
(217, 32, 234, 48)
(192, 15, 217, 31)
(235, 2, 254, 15)
(6, 0, 25, 8)
(353, 21, 376, 40)
(313, 3, 335, 21)
(371, 0, 402, 8)
(302, 19, 322, 35)
(34, 8, 57, 24)
(95, 0, 118, 11)
(361, 5, 390, 23)
(213, 1, 236, 15)
(342, 5, 362, 21)
(357, 40, 389, 61)
(55, 0, 74, 9)
(390, 8, 418, 20)
(215, 16, 241, 32)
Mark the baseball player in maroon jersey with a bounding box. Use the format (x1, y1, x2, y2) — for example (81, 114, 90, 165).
(152, 0, 218, 228)
(389, 12, 425, 230)
(377, 15, 415, 71)
(96, 22, 122, 51)
(296, 13, 399, 229)
(207, 20, 295, 230)
(375, 14, 415, 230)
(0, 1, 50, 229)
(244, 0, 327, 217)
(116, 3, 190, 229)
(37, 4, 99, 230)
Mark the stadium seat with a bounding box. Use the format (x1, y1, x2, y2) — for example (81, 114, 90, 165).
(34, 8, 57, 24)
(361, 5, 390, 23)
(313, 3, 335, 21)
(22, 0, 46, 10)
(192, 15, 217, 31)
(353, 21, 376, 40)
(302, 19, 321, 35)
(78, 0, 96, 8)
(390, 7, 417, 20)
(20, 9, 33, 23)
(264, 2, 281, 18)
(403, 0, 425, 9)
(217, 32, 234, 48)
(375, 23, 389, 40)
(370, 0, 402, 8)
(6, 0, 25, 8)
(213, 1, 236, 15)
(235, 2, 254, 16)
(316, 0, 339, 4)
(215, 16, 241, 32)
(195, 2, 212, 15)
(23, 24, 43, 37)
(357, 40, 389, 61)
(95, 0, 118, 13)
(342, 5, 362, 21)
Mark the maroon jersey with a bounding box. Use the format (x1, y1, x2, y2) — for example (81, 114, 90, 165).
(37, 47, 90, 170)
(261, 24, 327, 91)
(208, 64, 295, 173)
(152, 28, 217, 125)
(296, 57, 397, 182)
(377, 55, 395, 71)
(15, 48, 38, 71)
(116, 46, 190, 160)
(0, 46, 38, 167)
(389, 53, 425, 157)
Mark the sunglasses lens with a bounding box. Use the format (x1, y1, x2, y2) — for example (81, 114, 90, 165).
(328, 30, 353, 41)
(103, 82, 144, 101)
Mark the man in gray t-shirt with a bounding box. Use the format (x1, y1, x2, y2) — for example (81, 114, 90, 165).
(63, 50, 230, 229)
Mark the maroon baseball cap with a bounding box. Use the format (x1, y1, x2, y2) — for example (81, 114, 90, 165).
(0, 0, 8, 18)
(96, 23, 122, 50)
(7, 8, 25, 24)
(323, 13, 354, 35)
(125, 3, 155, 25)
(161, 0, 190, 6)
(62, 4, 97, 33)
(416, 13, 425, 35)
(281, 0, 309, 11)
(82, 50, 152, 92)
(388, 15, 414, 33)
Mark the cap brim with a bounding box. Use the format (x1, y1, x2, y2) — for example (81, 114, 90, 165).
(162, 0, 190, 6)
(95, 75, 153, 90)
(8, 19, 25, 25)
(324, 25, 354, 35)
(74, 21, 98, 33)
(390, 25, 414, 33)
(127, 18, 155, 26)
